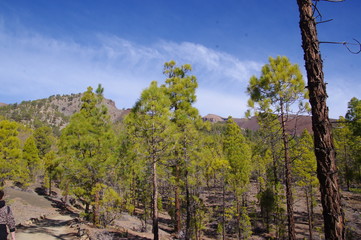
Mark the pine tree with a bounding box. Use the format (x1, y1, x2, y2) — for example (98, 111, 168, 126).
(247, 56, 309, 240)
(345, 97, 361, 182)
(59, 85, 116, 225)
(0, 120, 24, 186)
(223, 117, 252, 240)
(23, 135, 40, 182)
(43, 150, 60, 196)
(162, 60, 204, 238)
(124, 81, 174, 240)
(334, 97, 361, 188)
(293, 130, 318, 240)
(33, 126, 53, 158)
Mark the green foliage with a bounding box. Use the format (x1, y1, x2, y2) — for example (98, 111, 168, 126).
(259, 187, 276, 231)
(223, 117, 252, 196)
(0, 120, 25, 186)
(334, 97, 361, 187)
(247, 56, 309, 238)
(191, 196, 210, 240)
(126, 81, 174, 163)
(346, 97, 361, 136)
(293, 130, 318, 188)
(23, 135, 40, 181)
(33, 126, 54, 158)
(247, 56, 308, 115)
(59, 85, 116, 224)
(239, 206, 252, 240)
(124, 80, 174, 238)
(162, 60, 207, 237)
(92, 183, 123, 227)
(198, 134, 228, 188)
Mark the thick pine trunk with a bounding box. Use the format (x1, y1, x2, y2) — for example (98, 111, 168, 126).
(296, 1, 345, 239)
(281, 108, 296, 240)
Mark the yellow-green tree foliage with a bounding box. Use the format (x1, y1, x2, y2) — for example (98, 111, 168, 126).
(0, 120, 25, 186)
(59, 85, 116, 226)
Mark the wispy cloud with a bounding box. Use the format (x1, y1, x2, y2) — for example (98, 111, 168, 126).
(0, 25, 263, 117)
(157, 41, 262, 86)
(0, 23, 352, 118)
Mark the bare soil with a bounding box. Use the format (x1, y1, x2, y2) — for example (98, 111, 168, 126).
(2, 183, 361, 240)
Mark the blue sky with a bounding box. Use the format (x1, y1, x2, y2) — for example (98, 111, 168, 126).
(0, 0, 360, 119)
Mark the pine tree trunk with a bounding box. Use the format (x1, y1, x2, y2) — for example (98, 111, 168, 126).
(237, 197, 241, 240)
(222, 183, 226, 240)
(85, 203, 90, 221)
(272, 147, 278, 190)
(131, 172, 136, 215)
(64, 181, 69, 206)
(48, 174, 52, 196)
(152, 159, 159, 240)
(185, 172, 191, 240)
(281, 104, 296, 240)
(93, 188, 100, 226)
(306, 189, 313, 240)
(296, 1, 345, 239)
(175, 165, 182, 235)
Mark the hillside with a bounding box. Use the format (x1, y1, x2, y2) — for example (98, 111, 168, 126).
(1, 94, 336, 136)
(202, 113, 318, 135)
(0, 94, 129, 133)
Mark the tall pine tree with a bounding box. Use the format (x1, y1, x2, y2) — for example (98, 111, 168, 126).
(124, 81, 174, 240)
(163, 60, 204, 239)
(59, 85, 116, 225)
(247, 56, 309, 240)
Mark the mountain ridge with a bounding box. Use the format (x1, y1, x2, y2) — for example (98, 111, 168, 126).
(0, 94, 130, 134)
(0, 94, 327, 135)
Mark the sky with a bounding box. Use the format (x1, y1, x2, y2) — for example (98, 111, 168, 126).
(0, 0, 360, 119)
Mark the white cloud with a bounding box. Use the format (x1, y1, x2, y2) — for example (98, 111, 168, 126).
(1, 24, 353, 119)
(0, 26, 263, 117)
(157, 41, 262, 86)
(195, 88, 249, 118)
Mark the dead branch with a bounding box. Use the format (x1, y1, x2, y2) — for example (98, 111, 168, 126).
(319, 39, 361, 54)
(314, 0, 345, 2)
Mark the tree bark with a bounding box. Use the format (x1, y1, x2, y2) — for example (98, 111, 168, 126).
(296, 1, 345, 239)
(175, 165, 182, 235)
(152, 159, 159, 240)
(222, 183, 226, 240)
(48, 174, 52, 196)
(236, 197, 241, 240)
(281, 105, 296, 240)
(93, 186, 100, 226)
(306, 189, 313, 240)
(185, 172, 191, 240)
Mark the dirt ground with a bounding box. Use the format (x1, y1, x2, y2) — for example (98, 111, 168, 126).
(2, 183, 361, 240)
(4, 186, 78, 240)
(3, 184, 171, 240)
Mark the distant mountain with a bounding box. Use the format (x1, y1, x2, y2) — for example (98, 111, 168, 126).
(0, 94, 129, 134)
(0, 95, 336, 136)
(202, 113, 320, 135)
